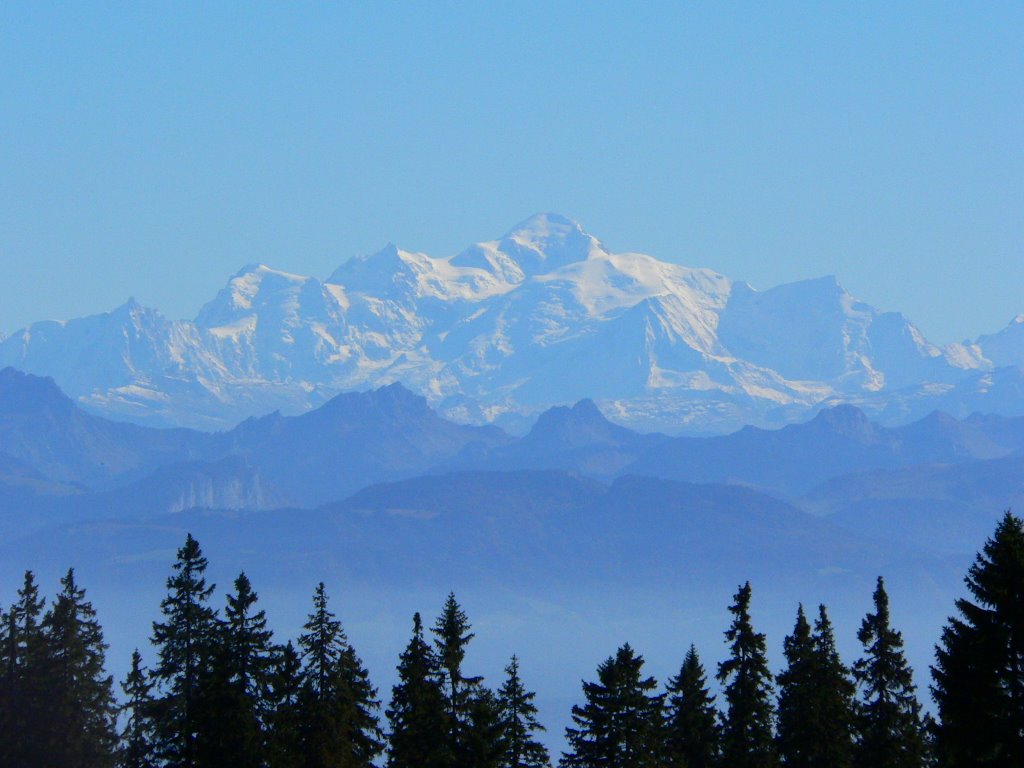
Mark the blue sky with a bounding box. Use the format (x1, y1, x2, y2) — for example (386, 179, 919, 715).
(1, 2, 1021, 343)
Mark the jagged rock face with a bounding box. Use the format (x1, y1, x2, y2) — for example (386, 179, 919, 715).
(0, 214, 1012, 434)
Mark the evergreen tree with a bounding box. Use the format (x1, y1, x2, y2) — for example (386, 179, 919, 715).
(195, 572, 273, 768)
(664, 644, 720, 768)
(41, 567, 118, 766)
(561, 643, 664, 768)
(462, 685, 506, 768)
(386, 612, 453, 768)
(716, 581, 778, 768)
(497, 655, 550, 768)
(852, 577, 926, 768)
(0, 602, 13, 767)
(776, 605, 815, 767)
(118, 649, 157, 768)
(149, 533, 219, 768)
(1, 571, 49, 767)
(932, 511, 1024, 767)
(776, 604, 855, 768)
(0, 602, 8, 764)
(433, 592, 484, 740)
(296, 581, 384, 768)
(266, 641, 303, 768)
(809, 604, 856, 767)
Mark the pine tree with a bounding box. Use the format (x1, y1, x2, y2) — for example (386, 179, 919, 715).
(932, 511, 1024, 767)
(41, 568, 118, 766)
(561, 643, 664, 768)
(195, 572, 274, 768)
(118, 649, 157, 768)
(497, 655, 550, 768)
(386, 612, 453, 768)
(149, 533, 219, 768)
(296, 581, 383, 768)
(664, 645, 720, 768)
(852, 577, 925, 768)
(717, 581, 778, 768)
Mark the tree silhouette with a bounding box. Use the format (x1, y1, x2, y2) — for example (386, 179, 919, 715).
(932, 511, 1024, 766)
(562, 643, 664, 768)
(717, 582, 777, 768)
(852, 577, 926, 768)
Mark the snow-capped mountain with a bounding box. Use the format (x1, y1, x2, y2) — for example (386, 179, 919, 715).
(0, 213, 1015, 433)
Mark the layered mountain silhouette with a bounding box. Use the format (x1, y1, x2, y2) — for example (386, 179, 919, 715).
(2, 214, 1021, 434)
(2, 367, 1021, 567)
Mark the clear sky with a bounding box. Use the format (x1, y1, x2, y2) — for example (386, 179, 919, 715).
(1, 2, 1021, 344)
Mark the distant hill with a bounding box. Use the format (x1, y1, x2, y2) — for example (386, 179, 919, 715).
(801, 456, 1024, 555)
(4, 367, 1024, 546)
(0, 470, 924, 592)
(0, 368, 508, 515)
(625, 404, 1024, 497)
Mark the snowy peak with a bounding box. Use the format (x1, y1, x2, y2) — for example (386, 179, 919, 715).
(195, 263, 312, 327)
(327, 243, 415, 294)
(495, 213, 604, 275)
(1, 214, 1020, 434)
(976, 315, 1024, 369)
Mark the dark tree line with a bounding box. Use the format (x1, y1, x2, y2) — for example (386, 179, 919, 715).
(1, 512, 1023, 767)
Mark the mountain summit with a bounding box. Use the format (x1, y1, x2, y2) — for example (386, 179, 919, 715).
(0, 216, 1016, 433)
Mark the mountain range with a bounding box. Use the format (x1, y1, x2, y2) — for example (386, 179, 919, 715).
(3, 213, 1023, 434)
(2, 366, 1019, 560)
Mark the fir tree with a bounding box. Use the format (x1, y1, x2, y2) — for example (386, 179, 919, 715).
(497, 655, 550, 768)
(561, 643, 664, 768)
(664, 645, 720, 768)
(0, 603, 8, 765)
(776, 605, 815, 767)
(717, 581, 778, 768)
(149, 533, 219, 768)
(932, 511, 1024, 767)
(266, 641, 303, 768)
(296, 581, 384, 768)
(386, 612, 453, 768)
(810, 604, 856, 767)
(195, 572, 274, 768)
(462, 685, 506, 768)
(1, 570, 49, 767)
(776, 604, 855, 768)
(41, 567, 118, 766)
(118, 649, 157, 768)
(852, 577, 926, 768)
(0, 602, 13, 767)
(433, 592, 484, 739)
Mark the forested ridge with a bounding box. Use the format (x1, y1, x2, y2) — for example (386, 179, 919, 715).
(2, 514, 1023, 768)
